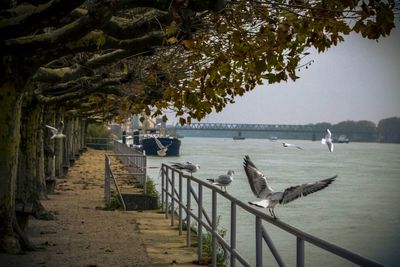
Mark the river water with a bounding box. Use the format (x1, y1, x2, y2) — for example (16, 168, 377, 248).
(146, 137, 400, 266)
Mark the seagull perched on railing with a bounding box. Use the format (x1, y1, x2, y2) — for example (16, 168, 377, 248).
(154, 137, 171, 157)
(171, 162, 200, 176)
(243, 155, 337, 219)
(321, 129, 334, 152)
(45, 121, 66, 139)
(207, 170, 235, 193)
(282, 142, 304, 150)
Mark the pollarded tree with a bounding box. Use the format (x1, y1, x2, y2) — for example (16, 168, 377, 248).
(0, 0, 397, 253)
(0, 0, 227, 253)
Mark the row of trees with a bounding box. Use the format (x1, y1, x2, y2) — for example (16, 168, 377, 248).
(309, 117, 400, 142)
(0, 0, 398, 253)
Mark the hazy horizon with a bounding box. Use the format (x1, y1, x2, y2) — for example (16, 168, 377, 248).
(175, 28, 400, 126)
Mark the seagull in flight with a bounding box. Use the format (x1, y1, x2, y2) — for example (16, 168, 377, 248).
(154, 137, 171, 157)
(321, 129, 334, 152)
(45, 121, 66, 139)
(171, 162, 200, 176)
(282, 142, 304, 150)
(243, 155, 337, 219)
(207, 170, 234, 193)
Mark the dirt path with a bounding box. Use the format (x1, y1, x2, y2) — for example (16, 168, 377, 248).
(0, 149, 198, 267)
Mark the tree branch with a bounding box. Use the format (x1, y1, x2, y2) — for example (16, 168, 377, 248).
(0, 0, 86, 39)
(102, 10, 170, 40)
(35, 76, 127, 104)
(32, 30, 165, 61)
(1, 3, 113, 57)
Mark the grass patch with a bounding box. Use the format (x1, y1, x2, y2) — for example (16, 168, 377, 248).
(105, 192, 123, 210)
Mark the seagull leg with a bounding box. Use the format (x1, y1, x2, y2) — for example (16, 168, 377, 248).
(268, 208, 273, 217)
(271, 209, 277, 219)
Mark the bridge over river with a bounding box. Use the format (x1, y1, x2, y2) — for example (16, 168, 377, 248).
(174, 123, 376, 141)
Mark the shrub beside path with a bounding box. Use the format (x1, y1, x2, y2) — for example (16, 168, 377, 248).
(0, 149, 198, 266)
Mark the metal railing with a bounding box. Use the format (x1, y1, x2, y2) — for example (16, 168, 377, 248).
(161, 164, 384, 267)
(104, 141, 147, 210)
(112, 140, 147, 193)
(85, 137, 114, 150)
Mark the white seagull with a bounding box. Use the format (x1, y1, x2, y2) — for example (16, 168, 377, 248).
(321, 129, 334, 152)
(207, 170, 235, 193)
(282, 142, 304, 150)
(45, 121, 66, 139)
(154, 137, 171, 157)
(171, 161, 200, 176)
(243, 155, 337, 219)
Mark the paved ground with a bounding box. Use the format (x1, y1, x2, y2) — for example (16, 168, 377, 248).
(0, 149, 198, 267)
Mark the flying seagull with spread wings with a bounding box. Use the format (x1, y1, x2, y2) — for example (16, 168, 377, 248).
(243, 155, 337, 218)
(282, 142, 304, 150)
(45, 121, 66, 139)
(321, 129, 334, 152)
(154, 137, 171, 157)
(171, 162, 200, 176)
(207, 170, 235, 193)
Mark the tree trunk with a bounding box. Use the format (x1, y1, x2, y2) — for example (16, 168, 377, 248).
(36, 106, 47, 200)
(16, 101, 54, 233)
(0, 82, 23, 253)
(54, 111, 65, 177)
(43, 109, 56, 193)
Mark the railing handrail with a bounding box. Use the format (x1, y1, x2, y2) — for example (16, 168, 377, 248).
(105, 154, 127, 210)
(161, 163, 384, 267)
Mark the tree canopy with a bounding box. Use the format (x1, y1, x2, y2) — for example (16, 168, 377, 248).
(1, 0, 397, 123)
(0, 0, 398, 254)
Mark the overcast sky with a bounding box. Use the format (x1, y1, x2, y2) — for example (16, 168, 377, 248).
(199, 28, 400, 125)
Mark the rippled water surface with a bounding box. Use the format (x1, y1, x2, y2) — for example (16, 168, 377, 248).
(146, 137, 400, 266)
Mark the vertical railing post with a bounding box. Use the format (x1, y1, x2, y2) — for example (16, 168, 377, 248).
(230, 202, 237, 267)
(261, 226, 286, 267)
(143, 151, 147, 194)
(256, 216, 262, 267)
(297, 237, 304, 267)
(161, 165, 165, 212)
(186, 177, 191, 247)
(178, 172, 183, 235)
(171, 170, 175, 226)
(211, 190, 217, 267)
(104, 155, 110, 207)
(197, 184, 203, 263)
(165, 167, 169, 219)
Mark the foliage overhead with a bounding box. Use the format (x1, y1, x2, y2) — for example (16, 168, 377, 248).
(0, 0, 398, 124)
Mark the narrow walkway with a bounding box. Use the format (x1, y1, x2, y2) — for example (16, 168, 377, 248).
(0, 149, 198, 267)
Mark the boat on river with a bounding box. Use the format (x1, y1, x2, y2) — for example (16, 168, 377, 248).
(233, 131, 245, 140)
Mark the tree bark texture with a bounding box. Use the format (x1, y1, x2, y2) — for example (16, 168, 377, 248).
(0, 82, 23, 253)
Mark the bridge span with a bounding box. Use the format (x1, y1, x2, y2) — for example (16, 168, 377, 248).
(174, 123, 376, 141)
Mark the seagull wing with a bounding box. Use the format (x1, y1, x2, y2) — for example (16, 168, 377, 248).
(154, 137, 164, 150)
(216, 174, 233, 185)
(171, 162, 185, 169)
(327, 142, 334, 152)
(243, 156, 273, 198)
(327, 129, 332, 137)
(165, 141, 172, 148)
(280, 175, 337, 205)
(249, 199, 270, 208)
(45, 125, 58, 135)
